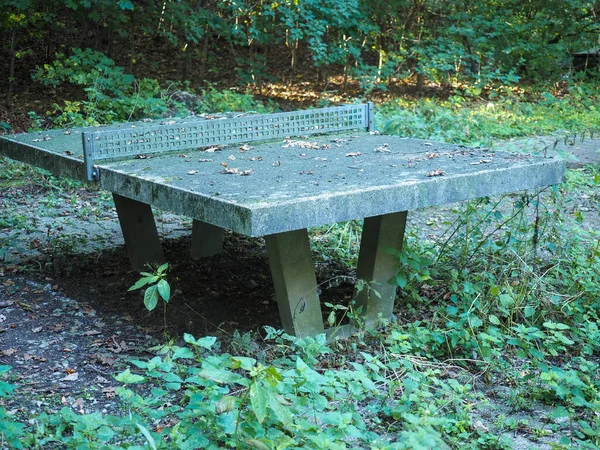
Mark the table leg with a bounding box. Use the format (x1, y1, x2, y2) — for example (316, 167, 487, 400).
(354, 211, 407, 326)
(190, 220, 224, 259)
(265, 229, 325, 337)
(112, 193, 165, 271)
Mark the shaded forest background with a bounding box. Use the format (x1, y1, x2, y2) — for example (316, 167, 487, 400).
(1, 0, 599, 131)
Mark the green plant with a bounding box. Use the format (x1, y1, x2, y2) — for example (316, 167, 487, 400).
(129, 263, 171, 333)
(0, 366, 25, 449)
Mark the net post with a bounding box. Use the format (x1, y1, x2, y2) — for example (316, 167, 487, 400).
(366, 102, 375, 132)
(82, 131, 99, 181)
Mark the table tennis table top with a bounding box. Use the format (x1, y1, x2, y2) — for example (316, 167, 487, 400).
(0, 119, 566, 237)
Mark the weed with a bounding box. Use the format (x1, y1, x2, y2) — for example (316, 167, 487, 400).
(129, 263, 172, 335)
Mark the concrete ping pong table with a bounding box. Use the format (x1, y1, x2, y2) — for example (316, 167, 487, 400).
(0, 103, 566, 337)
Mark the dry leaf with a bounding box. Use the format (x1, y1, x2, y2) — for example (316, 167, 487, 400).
(204, 146, 223, 153)
(187, 170, 199, 175)
(239, 144, 253, 152)
(221, 168, 239, 174)
(426, 169, 446, 177)
(1, 348, 16, 356)
(282, 139, 319, 149)
(239, 169, 253, 176)
(374, 145, 390, 153)
(272, 160, 281, 167)
(62, 372, 79, 381)
(346, 152, 361, 157)
(228, 155, 236, 161)
(199, 158, 213, 162)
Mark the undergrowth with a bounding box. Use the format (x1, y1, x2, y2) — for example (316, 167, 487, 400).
(2, 75, 600, 447)
(378, 82, 600, 147)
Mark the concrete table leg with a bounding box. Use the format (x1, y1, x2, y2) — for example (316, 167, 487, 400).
(112, 193, 165, 271)
(265, 229, 325, 337)
(190, 220, 224, 259)
(354, 211, 407, 326)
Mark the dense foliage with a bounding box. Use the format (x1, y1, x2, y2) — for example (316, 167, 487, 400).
(2, 0, 599, 95)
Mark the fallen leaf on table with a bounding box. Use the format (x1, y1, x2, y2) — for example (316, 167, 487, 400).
(346, 152, 361, 157)
(374, 144, 390, 153)
(221, 168, 239, 174)
(426, 169, 446, 177)
(240, 144, 253, 152)
(239, 169, 253, 176)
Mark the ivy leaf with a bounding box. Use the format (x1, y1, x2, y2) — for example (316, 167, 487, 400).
(144, 285, 159, 311)
(157, 279, 170, 302)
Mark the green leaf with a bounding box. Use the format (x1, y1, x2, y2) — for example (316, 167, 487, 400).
(199, 367, 242, 384)
(250, 383, 268, 423)
(172, 347, 195, 360)
(115, 368, 145, 384)
(136, 423, 157, 450)
(119, 0, 134, 10)
(524, 305, 536, 318)
(129, 276, 152, 291)
(549, 406, 570, 419)
(157, 279, 170, 302)
(244, 439, 271, 450)
(144, 285, 159, 311)
(488, 315, 500, 325)
(184, 334, 217, 350)
(231, 356, 257, 371)
(267, 392, 294, 430)
(157, 262, 169, 274)
(396, 272, 408, 288)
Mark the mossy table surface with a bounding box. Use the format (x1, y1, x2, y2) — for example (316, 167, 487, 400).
(1, 128, 565, 237)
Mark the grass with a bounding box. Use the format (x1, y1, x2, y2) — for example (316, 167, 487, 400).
(2, 83, 600, 448)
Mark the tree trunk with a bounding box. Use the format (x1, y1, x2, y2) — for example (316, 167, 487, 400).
(7, 28, 16, 107)
(199, 26, 209, 80)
